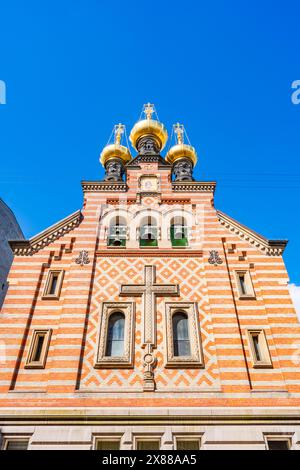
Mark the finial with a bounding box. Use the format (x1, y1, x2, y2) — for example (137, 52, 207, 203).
(174, 123, 184, 145)
(143, 102, 155, 120)
(114, 123, 125, 145)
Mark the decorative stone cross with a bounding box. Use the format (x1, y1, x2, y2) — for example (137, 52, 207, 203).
(120, 265, 179, 347)
(120, 265, 179, 391)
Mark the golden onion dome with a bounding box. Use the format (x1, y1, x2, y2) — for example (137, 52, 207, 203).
(129, 103, 168, 151)
(166, 143, 197, 166)
(99, 123, 132, 167)
(165, 123, 197, 166)
(100, 143, 131, 166)
(129, 118, 168, 151)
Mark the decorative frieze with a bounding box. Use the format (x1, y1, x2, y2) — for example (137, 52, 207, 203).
(172, 182, 216, 192)
(81, 181, 127, 192)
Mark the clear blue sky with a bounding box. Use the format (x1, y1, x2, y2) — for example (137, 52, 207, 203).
(0, 0, 299, 284)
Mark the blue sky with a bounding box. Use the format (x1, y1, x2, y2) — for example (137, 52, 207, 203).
(0, 1, 299, 287)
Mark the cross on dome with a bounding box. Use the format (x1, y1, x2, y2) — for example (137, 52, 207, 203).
(174, 123, 184, 145)
(143, 102, 155, 120)
(114, 123, 125, 145)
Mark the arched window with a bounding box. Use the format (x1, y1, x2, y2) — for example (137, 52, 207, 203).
(170, 216, 188, 247)
(107, 216, 127, 247)
(106, 312, 125, 356)
(139, 216, 158, 247)
(172, 312, 190, 356)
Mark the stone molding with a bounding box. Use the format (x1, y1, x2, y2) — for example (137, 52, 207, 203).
(95, 302, 135, 368)
(81, 181, 127, 192)
(1, 407, 300, 425)
(172, 182, 216, 192)
(164, 302, 204, 368)
(9, 210, 82, 256)
(217, 210, 288, 256)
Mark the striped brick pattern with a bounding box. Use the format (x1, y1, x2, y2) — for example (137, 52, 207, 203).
(0, 160, 300, 409)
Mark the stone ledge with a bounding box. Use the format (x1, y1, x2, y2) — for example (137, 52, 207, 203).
(172, 182, 216, 192)
(81, 181, 127, 192)
(1, 407, 300, 426)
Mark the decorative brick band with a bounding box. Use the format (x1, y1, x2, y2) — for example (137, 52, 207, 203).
(81, 181, 128, 192)
(96, 249, 204, 257)
(106, 199, 136, 205)
(161, 199, 191, 205)
(172, 182, 216, 193)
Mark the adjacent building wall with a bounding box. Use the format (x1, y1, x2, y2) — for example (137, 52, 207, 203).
(0, 199, 24, 309)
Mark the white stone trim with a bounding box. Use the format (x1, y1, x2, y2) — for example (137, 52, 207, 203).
(94, 302, 135, 368)
(164, 302, 204, 368)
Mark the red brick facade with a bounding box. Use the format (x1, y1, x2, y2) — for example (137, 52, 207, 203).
(0, 117, 300, 449)
(1, 160, 299, 409)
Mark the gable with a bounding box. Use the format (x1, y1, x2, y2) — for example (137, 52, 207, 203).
(9, 210, 82, 256)
(217, 210, 287, 256)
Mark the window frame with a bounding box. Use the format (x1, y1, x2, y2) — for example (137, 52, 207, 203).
(25, 329, 52, 369)
(105, 311, 126, 357)
(264, 434, 292, 450)
(170, 224, 189, 247)
(2, 436, 30, 450)
(247, 329, 273, 368)
(107, 219, 127, 248)
(172, 311, 191, 357)
(234, 270, 255, 299)
(134, 437, 161, 450)
(164, 302, 204, 368)
(93, 436, 121, 450)
(175, 436, 201, 450)
(139, 224, 159, 247)
(42, 269, 64, 299)
(95, 302, 135, 368)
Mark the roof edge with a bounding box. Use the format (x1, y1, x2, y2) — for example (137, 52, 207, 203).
(217, 210, 288, 256)
(9, 209, 82, 256)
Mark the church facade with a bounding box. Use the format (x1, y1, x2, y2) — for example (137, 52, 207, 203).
(1, 104, 300, 450)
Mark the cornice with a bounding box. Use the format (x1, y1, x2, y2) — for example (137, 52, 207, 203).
(217, 210, 288, 256)
(126, 154, 171, 168)
(1, 407, 300, 425)
(81, 181, 127, 192)
(172, 181, 216, 193)
(96, 249, 204, 257)
(9, 210, 82, 256)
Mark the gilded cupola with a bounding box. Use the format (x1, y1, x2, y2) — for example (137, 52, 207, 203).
(129, 103, 168, 154)
(166, 123, 197, 181)
(100, 124, 132, 182)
